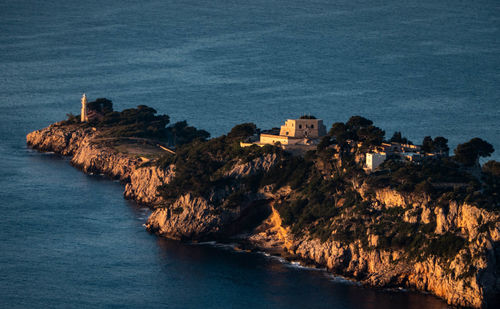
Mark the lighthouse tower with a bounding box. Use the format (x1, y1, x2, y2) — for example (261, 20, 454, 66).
(80, 93, 88, 122)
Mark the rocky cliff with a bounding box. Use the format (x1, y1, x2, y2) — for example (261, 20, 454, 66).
(273, 203, 498, 308)
(146, 153, 280, 240)
(27, 123, 171, 206)
(27, 123, 499, 308)
(242, 184, 496, 307)
(146, 193, 238, 239)
(123, 164, 174, 205)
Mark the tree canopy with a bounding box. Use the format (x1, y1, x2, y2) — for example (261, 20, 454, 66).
(87, 98, 113, 114)
(346, 116, 373, 131)
(357, 125, 385, 146)
(166, 121, 210, 146)
(483, 160, 500, 177)
(328, 116, 384, 146)
(422, 136, 449, 154)
(454, 138, 494, 166)
(227, 123, 257, 140)
(390, 131, 410, 144)
(328, 122, 350, 143)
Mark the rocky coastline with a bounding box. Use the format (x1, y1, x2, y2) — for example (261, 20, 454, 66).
(27, 123, 500, 308)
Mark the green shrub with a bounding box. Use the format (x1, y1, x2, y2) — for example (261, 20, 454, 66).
(225, 191, 246, 209)
(425, 232, 467, 260)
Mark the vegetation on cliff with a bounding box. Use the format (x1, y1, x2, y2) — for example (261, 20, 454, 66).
(29, 104, 500, 307)
(156, 122, 283, 203)
(64, 100, 209, 146)
(63, 105, 500, 263)
(152, 114, 498, 268)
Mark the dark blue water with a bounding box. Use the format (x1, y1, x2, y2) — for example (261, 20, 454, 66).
(1, 0, 499, 307)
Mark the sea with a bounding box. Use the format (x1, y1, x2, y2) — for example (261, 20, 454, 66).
(1, 0, 499, 308)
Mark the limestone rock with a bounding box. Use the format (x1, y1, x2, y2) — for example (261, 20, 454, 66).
(124, 164, 175, 206)
(26, 123, 500, 308)
(223, 153, 279, 178)
(145, 193, 247, 239)
(26, 124, 167, 207)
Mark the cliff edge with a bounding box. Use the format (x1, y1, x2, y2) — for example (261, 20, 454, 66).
(27, 123, 169, 206)
(27, 116, 500, 308)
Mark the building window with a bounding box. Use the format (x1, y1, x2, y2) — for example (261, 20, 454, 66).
(311, 124, 314, 129)
(299, 125, 302, 129)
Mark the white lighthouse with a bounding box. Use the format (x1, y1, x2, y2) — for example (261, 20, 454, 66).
(80, 93, 88, 122)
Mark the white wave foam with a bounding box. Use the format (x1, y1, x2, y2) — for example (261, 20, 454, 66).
(324, 273, 360, 285)
(196, 241, 217, 245)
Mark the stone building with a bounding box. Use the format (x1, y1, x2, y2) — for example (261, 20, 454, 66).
(259, 117, 327, 146)
(241, 116, 327, 153)
(279, 117, 327, 139)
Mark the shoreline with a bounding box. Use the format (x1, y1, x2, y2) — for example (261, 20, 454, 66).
(26, 122, 500, 308)
(160, 236, 451, 304)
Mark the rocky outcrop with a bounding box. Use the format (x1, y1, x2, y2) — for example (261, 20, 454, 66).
(146, 193, 238, 239)
(26, 122, 91, 155)
(27, 123, 499, 308)
(144, 154, 282, 240)
(250, 194, 499, 308)
(371, 187, 430, 208)
(26, 123, 266, 239)
(248, 203, 294, 254)
(71, 136, 138, 181)
(124, 164, 175, 206)
(26, 123, 172, 207)
(286, 236, 489, 308)
(223, 153, 279, 178)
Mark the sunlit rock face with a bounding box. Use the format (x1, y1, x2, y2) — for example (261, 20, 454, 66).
(27, 124, 499, 308)
(145, 193, 233, 240)
(27, 124, 168, 204)
(124, 164, 175, 206)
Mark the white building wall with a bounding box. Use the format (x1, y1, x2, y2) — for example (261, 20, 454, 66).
(366, 153, 387, 171)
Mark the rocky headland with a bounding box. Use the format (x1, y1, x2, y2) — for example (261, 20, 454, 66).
(27, 107, 499, 308)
